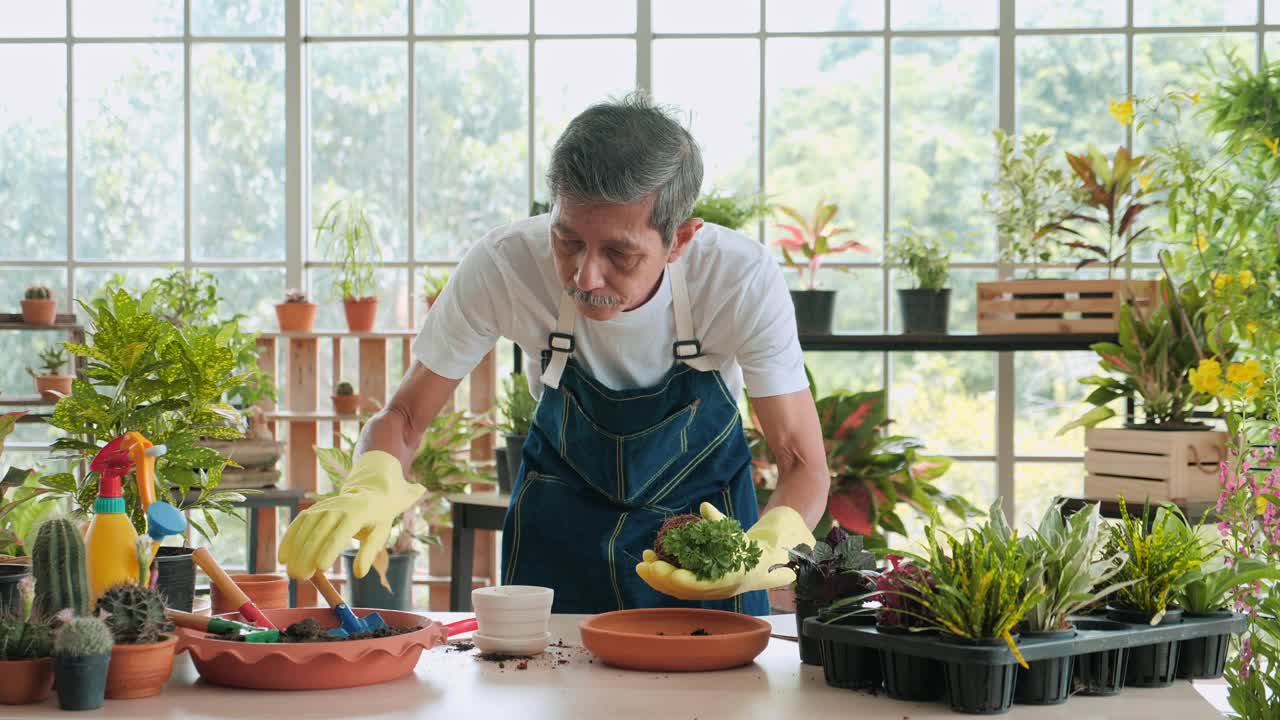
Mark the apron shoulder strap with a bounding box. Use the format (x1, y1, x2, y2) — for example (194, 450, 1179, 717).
(540, 292, 577, 389)
(668, 257, 712, 370)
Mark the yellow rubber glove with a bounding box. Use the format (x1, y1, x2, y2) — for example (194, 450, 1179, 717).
(278, 451, 424, 580)
(635, 502, 815, 601)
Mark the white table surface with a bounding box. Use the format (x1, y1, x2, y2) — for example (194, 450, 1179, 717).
(11, 613, 1228, 719)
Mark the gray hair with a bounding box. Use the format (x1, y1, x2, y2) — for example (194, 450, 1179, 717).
(547, 91, 703, 247)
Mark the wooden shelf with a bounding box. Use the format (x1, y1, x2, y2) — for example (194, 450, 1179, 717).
(259, 329, 418, 339)
(797, 333, 1115, 352)
(0, 395, 56, 407)
(0, 313, 81, 330)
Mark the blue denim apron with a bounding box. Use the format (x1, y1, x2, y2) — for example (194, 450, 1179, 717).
(500, 258, 769, 615)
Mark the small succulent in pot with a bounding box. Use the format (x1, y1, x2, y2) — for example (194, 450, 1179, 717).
(335, 381, 355, 397)
(20, 285, 58, 324)
(332, 381, 361, 415)
(283, 289, 309, 304)
(24, 285, 52, 300)
(54, 616, 113, 657)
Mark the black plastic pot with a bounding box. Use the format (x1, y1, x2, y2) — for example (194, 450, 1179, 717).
(877, 624, 944, 702)
(1014, 627, 1076, 706)
(154, 547, 196, 612)
(1177, 611, 1233, 679)
(796, 598, 823, 666)
(0, 564, 30, 615)
(898, 288, 950, 334)
(1107, 606, 1183, 688)
(817, 611, 880, 690)
(504, 433, 526, 494)
(941, 635, 1019, 715)
(495, 446, 511, 494)
(1071, 618, 1129, 696)
(790, 290, 836, 335)
(53, 654, 110, 711)
(343, 549, 416, 610)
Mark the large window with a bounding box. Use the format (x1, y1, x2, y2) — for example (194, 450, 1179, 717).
(3, 0, 1279, 533)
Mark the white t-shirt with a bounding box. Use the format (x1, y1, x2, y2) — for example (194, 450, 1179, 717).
(412, 214, 808, 403)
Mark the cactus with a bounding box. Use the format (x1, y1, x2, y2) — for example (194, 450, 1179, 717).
(0, 616, 55, 660)
(94, 583, 171, 645)
(53, 616, 113, 657)
(32, 517, 90, 617)
(24, 285, 51, 300)
(283, 288, 309, 303)
(335, 381, 355, 396)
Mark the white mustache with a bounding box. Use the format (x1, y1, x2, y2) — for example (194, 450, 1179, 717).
(566, 285, 621, 307)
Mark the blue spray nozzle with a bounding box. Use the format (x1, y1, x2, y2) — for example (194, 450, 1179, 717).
(146, 501, 187, 541)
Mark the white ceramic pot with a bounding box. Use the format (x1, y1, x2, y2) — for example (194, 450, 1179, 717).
(472, 586, 554, 645)
(473, 631, 551, 656)
(472, 585, 554, 612)
(475, 618, 549, 639)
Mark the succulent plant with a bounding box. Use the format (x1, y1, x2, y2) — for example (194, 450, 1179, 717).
(0, 615, 55, 660)
(32, 517, 90, 617)
(24, 285, 52, 300)
(53, 616, 113, 657)
(335, 381, 355, 396)
(283, 288, 309, 304)
(94, 583, 171, 645)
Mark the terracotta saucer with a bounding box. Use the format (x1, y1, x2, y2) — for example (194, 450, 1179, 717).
(579, 608, 770, 672)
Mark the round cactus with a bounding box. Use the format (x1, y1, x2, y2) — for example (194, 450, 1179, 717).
(53, 616, 113, 657)
(94, 583, 171, 645)
(24, 285, 52, 300)
(335, 381, 355, 396)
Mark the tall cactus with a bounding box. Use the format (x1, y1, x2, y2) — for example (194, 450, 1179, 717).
(32, 517, 90, 617)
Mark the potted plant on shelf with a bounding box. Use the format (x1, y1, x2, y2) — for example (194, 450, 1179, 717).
(52, 615, 113, 711)
(317, 198, 381, 333)
(95, 583, 176, 699)
(0, 610, 54, 705)
(494, 373, 536, 494)
(1016, 500, 1134, 705)
(887, 223, 951, 334)
(332, 381, 361, 416)
(690, 189, 773, 231)
(770, 526, 876, 666)
(20, 285, 56, 325)
(887, 503, 1044, 714)
(27, 346, 74, 400)
(319, 410, 491, 610)
(420, 268, 451, 311)
(772, 199, 871, 335)
(1101, 499, 1207, 687)
(981, 129, 1081, 279)
(275, 288, 317, 333)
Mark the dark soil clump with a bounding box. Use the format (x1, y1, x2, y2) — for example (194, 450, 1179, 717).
(214, 617, 418, 643)
(654, 513, 701, 564)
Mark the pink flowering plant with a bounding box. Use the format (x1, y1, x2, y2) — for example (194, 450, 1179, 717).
(772, 200, 872, 290)
(1196, 355, 1280, 716)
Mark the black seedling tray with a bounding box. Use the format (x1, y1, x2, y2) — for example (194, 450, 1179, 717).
(803, 613, 1245, 665)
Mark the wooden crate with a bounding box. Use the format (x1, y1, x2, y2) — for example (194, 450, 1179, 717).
(977, 279, 1159, 334)
(1083, 428, 1227, 504)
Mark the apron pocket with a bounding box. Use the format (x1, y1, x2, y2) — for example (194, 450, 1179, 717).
(559, 389, 699, 504)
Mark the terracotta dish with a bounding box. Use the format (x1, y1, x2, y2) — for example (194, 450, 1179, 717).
(176, 608, 448, 690)
(579, 608, 771, 672)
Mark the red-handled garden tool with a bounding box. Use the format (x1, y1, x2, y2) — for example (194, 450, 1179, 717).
(192, 547, 278, 630)
(167, 609, 280, 643)
(311, 571, 388, 638)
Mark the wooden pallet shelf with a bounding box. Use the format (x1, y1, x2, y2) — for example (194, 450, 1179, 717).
(0, 395, 57, 407)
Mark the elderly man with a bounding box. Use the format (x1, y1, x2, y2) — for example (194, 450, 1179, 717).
(279, 91, 828, 615)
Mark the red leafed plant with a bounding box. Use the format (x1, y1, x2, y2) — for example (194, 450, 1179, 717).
(772, 199, 871, 290)
(747, 370, 976, 551)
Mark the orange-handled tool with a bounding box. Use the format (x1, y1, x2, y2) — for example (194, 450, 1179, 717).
(191, 547, 278, 630)
(121, 432, 157, 510)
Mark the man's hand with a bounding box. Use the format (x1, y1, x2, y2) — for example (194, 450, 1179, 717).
(635, 502, 814, 601)
(278, 451, 425, 580)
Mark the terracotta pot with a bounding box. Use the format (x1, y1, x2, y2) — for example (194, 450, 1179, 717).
(579, 608, 770, 672)
(34, 375, 74, 400)
(210, 573, 289, 615)
(176, 607, 449, 691)
(274, 302, 317, 333)
(104, 635, 177, 700)
(0, 657, 53, 705)
(343, 297, 378, 332)
(332, 393, 362, 416)
(20, 298, 56, 325)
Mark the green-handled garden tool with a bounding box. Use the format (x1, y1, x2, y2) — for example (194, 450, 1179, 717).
(168, 609, 280, 643)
